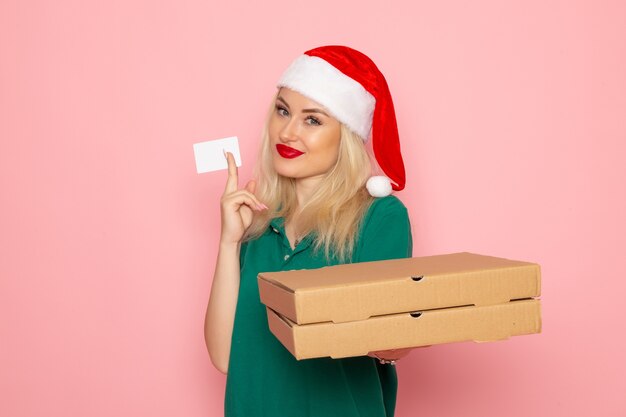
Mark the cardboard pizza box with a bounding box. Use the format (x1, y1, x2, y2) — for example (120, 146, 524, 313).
(258, 252, 541, 325)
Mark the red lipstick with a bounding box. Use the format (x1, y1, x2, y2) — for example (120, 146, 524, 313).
(276, 144, 304, 159)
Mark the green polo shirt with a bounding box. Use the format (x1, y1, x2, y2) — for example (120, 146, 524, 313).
(225, 195, 413, 417)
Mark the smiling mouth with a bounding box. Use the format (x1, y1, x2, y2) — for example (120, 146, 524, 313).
(276, 144, 304, 159)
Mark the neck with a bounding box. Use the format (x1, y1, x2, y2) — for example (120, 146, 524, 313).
(294, 174, 324, 209)
(287, 175, 324, 241)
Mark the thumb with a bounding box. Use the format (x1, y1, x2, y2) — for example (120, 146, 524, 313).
(245, 179, 257, 194)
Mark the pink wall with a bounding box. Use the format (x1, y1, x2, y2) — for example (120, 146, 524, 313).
(1, 1, 624, 416)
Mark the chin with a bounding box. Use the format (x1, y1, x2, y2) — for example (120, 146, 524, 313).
(271, 155, 333, 180)
(271, 159, 294, 178)
(273, 166, 302, 179)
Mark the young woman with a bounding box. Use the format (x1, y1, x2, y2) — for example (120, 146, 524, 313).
(205, 45, 414, 417)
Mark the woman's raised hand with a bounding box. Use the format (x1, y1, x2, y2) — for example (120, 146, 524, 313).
(220, 151, 267, 245)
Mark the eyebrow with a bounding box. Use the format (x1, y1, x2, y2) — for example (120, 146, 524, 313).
(276, 96, 330, 117)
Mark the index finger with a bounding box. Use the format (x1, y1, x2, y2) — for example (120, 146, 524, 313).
(224, 150, 238, 193)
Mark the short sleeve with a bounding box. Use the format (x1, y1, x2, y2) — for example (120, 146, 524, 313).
(355, 195, 413, 263)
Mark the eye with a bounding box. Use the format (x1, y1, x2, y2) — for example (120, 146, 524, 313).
(275, 105, 289, 117)
(306, 116, 321, 126)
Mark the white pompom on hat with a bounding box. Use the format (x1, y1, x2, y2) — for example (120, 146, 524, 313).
(276, 45, 406, 197)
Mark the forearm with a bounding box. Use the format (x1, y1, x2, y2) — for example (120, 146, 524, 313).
(204, 241, 241, 374)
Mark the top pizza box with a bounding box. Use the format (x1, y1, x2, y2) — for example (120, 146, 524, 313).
(258, 252, 541, 325)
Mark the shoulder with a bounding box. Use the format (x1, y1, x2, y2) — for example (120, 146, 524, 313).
(358, 195, 411, 241)
(370, 195, 407, 211)
(362, 195, 409, 225)
(355, 195, 413, 262)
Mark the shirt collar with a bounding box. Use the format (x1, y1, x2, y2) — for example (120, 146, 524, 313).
(269, 217, 285, 232)
(268, 217, 315, 254)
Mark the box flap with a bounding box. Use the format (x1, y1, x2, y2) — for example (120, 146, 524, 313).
(258, 252, 538, 290)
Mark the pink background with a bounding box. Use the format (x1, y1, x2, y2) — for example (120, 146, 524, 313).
(1, 1, 625, 416)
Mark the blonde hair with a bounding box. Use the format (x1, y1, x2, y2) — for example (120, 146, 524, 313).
(244, 98, 375, 262)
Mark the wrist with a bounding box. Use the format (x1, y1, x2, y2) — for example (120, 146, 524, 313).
(219, 240, 241, 251)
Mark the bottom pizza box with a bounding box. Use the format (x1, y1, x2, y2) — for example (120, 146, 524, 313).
(266, 298, 541, 360)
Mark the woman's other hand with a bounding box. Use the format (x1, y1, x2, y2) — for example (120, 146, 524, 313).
(220, 151, 267, 244)
(368, 345, 431, 364)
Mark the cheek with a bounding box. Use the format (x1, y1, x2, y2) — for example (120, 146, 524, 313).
(268, 111, 287, 138)
(305, 132, 341, 171)
(324, 142, 340, 165)
(320, 129, 341, 160)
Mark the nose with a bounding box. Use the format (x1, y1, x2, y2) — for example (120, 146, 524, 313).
(278, 117, 299, 143)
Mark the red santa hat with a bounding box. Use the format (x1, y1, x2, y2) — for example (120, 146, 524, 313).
(276, 45, 406, 197)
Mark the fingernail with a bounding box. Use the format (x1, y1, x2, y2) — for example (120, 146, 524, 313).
(260, 203, 269, 210)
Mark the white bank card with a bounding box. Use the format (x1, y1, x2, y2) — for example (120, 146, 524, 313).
(193, 136, 242, 173)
